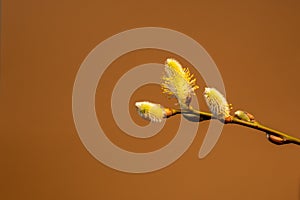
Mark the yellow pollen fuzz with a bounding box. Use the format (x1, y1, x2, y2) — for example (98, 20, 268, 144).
(161, 58, 199, 107)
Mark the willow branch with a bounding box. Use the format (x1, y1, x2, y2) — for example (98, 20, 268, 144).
(166, 108, 300, 146)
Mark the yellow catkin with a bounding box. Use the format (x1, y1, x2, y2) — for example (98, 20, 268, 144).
(161, 58, 199, 107)
(135, 101, 166, 122)
(204, 87, 230, 119)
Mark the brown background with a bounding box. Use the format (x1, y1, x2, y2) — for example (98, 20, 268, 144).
(1, 0, 300, 199)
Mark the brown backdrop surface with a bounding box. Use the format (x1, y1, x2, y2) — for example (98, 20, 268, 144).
(1, 0, 300, 199)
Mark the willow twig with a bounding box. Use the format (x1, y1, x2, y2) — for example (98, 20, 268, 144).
(135, 58, 300, 147)
(166, 107, 300, 146)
